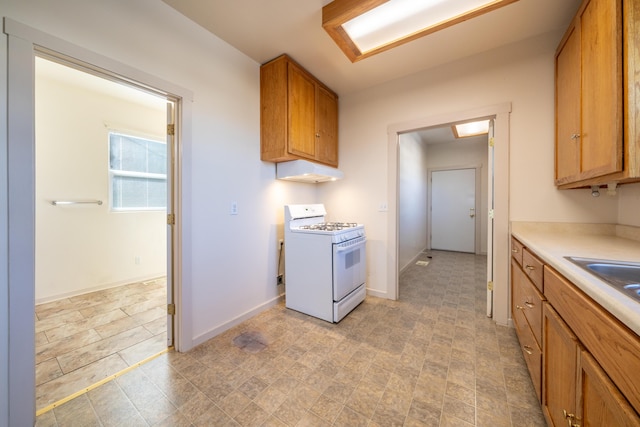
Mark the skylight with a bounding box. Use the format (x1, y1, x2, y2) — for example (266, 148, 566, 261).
(452, 120, 490, 138)
(323, 0, 520, 62)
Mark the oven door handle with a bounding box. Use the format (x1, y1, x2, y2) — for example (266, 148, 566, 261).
(335, 239, 366, 252)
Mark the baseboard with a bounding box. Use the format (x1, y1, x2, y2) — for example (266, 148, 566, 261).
(35, 273, 166, 305)
(366, 287, 387, 299)
(191, 294, 285, 348)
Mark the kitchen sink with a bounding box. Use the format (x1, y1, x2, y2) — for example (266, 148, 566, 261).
(566, 257, 640, 303)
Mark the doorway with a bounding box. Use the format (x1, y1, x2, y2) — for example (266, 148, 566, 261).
(387, 103, 511, 325)
(33, 56, 172, 413)
(4, 19, 190, 424)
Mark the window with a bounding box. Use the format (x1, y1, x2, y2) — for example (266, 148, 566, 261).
(109, 131, 167, 210)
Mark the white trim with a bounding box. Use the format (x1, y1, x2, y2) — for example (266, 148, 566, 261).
(0, 28, 9, 427)
(35, 274, 165, 305)
(4, 18, 194, 102)
(387, 103, 511, 326)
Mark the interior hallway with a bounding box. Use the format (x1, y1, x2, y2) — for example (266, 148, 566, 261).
(35, 251, 544, 426)
(35, 278, 168, 412)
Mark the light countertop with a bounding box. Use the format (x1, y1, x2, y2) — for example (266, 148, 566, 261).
(511, 222, 640, 336)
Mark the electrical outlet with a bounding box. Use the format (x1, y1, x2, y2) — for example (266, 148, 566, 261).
(277, 275, 283, 285)
(230, 201, 238, 215)
(135, 256, 140, 265)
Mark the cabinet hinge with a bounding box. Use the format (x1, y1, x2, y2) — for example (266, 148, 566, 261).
(487, 281, 494, 291)
(167, 303, 176, 315)
(167, 213, 175, 225)
(489, 137, 495, 147)
(167, 124, 175, 136)
(488, 209, 494, 219)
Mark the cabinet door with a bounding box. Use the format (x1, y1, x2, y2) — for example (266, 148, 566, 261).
(556, 21, 581, 184)
(316, 86, 338, 166)
(580, 0, 623, 179)
(287, 63, 316, 159)
(579, 350, 640, 427)
(543, 303, 579, 427)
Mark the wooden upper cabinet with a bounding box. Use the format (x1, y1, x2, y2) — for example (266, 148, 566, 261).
(556, 22, 582, 182)
(316, 86, 339, 166)
(554, 0, 640, 188)
(287, 64, 317, 159)
(261, 54, 339, 167)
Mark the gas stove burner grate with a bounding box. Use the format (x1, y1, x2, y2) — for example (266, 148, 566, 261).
(300, 222, 358, 231)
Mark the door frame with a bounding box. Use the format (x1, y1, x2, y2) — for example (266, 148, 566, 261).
(4, 18, 192, 424)
(428, 165, 482, 254)
(387, 103, 511, 324)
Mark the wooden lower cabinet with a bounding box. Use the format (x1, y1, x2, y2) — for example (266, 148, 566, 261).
(579, 351, 640, 427)
(542, 303, 579, 427)
(542, 303, 640, 427)
(511, 235, 640, 426)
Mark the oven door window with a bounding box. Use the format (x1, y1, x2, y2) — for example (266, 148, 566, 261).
(333, 239, 366, 301)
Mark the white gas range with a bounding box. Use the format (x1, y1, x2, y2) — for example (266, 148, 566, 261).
(284, 204, 366, 322)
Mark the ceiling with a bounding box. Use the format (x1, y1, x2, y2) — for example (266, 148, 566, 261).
(414, 124, 487, 146)
(36, 57, 167, 110)
(161, 0, 581, 96)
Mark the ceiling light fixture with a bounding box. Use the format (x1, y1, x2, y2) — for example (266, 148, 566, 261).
(452, 120, 490, 138)
(323, 0, 520, 62)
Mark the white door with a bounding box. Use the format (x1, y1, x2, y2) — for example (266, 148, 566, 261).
(431, 168, 476, 253)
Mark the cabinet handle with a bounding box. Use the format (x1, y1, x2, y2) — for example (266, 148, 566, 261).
(570, 133, 581, 140)
(315, 133, 320, 138)
(512, 248, 519, 253)
(522, 345, 533, 355)
(525, 264, 535, 271)
(524, 301, 535, 309)
(515, 305, 525, 310)
(563, 409, 575, 419)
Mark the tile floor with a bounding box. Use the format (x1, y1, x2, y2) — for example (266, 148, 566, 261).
(35, 251, 545, 426)
(35, 278, 168, 411)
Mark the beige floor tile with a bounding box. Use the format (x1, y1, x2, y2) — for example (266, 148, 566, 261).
(36, 251, 547, 426)
(35, 358, 63, 387)
(118, 331, 167, 365)
(36, 353, 129, 408)
(44, 308, 128, 342)
(57, 326, 153, 373)
(36, 328, 101, 364)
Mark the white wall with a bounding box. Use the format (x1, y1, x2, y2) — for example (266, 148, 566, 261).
(35, 61, 167, 302)
(618, 182, 640, 227)
(1, 1, 317, 423)
(398, 133, 428, 271)
(426, 138, 488, 254)
(320, 31, 623, 300)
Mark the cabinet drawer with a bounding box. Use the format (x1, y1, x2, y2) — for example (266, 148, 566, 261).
(511, 236, 524, 266)
(522, 248, 544, 292)
(512, 260, 530, 335)
(514, 307, 542, 402)
(545, 266, 640, 414)
(514, 266, 545, 347)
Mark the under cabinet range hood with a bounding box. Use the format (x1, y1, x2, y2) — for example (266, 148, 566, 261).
(276, 160, 344, 183)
